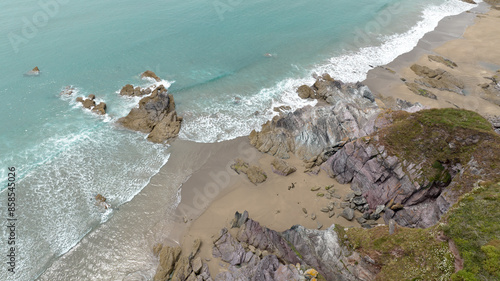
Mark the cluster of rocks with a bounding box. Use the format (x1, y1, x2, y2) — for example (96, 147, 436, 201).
(230, 159, 267, 184)
(153, 239, 211, 281)
(409, 64, 465, 95)
(117, 81, 182, 143)
(76, 94, 107, 115)
(249, 75, 379, 162)
(119, 84, 153, 97)
(342, 191, 385, 229)
(208, 211, 377, 281)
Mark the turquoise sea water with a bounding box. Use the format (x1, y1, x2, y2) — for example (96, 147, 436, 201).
(0, 0, 477, 280)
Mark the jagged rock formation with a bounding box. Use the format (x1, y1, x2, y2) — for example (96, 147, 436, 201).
(118, 85, 182, 143)
(322, 108, 500, 228)
(212, 212, 377, 281)
(153, 239, 211, 281)
(410, 64, 465, 95)
(249, 76, 379, 161)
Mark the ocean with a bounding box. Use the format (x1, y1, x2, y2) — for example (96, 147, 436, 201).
(0, 0, 477, 280)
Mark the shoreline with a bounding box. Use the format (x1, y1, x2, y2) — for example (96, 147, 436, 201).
(364, 1, 500, 116)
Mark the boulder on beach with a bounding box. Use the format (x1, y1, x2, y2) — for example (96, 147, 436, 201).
(410, 64, 465, 95)
(271, 158, 296, 176)
(24, 66, 40, 76)
(230, 159, 267, 184)
(118, 85, 182, 143)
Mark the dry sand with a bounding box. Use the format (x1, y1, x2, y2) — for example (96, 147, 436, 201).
(365, 3, 500, 116)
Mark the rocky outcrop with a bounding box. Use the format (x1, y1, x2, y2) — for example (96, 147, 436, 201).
(321, 136, 446, 228)
(410, 64, 465, 95)
(153, 239, 212, 281)
(250, 77, 379, 161)
(322, 109, 500, 228)
(428, 55, 458, 69)
(119, 84, 152, 97)
(405, 82, 437, 99)
(153, 239, 210, 281)
(24, 66, 40, 76)
(141, 70, 161, 82)
(212, 211, 377, 281)
(271, 158, 296, 176)
(76, 95, 107, 115)
(118, 85, 182, 143)
(230, 159, 267, 184)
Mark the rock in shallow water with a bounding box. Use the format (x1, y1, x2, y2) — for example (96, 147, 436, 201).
(118, 85, 182, 143)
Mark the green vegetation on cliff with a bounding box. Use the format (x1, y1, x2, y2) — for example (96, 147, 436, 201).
(345, 225, 455, 280)
(342, 181, 500, 281)
(378, 108, 500, 188)
(443, 182, 500, 281)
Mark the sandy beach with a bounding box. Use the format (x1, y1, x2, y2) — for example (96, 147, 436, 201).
(365, 2, 500, 116)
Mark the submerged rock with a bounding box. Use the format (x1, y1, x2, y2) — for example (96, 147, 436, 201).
(118, 85, 182, 143)
(24, 66, 40, 76)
